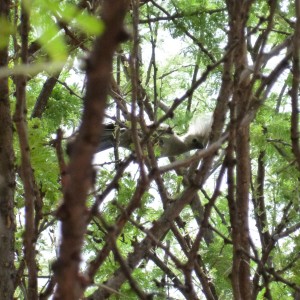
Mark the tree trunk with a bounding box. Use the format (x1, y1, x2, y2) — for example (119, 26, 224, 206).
(0, 1, 16, 299)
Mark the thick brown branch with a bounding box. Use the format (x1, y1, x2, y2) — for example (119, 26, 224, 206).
(13, 3, 40, 299)
(53, 1, 130, 299)
(252, 151, 271, 249)
(290, 0, 300, 170)
(31, 72, 61, 119)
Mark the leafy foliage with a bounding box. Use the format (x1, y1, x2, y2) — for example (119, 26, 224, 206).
(0, 0, 299, 299)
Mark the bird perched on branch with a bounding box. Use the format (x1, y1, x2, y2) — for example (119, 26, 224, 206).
(97, 114, 213, 157)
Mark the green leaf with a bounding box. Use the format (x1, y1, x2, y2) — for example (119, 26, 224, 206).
(59, 3, 104, 35)
(0, 17, 15, 49)
(37, 19, 68, 61)
(75, 13, 104, 35)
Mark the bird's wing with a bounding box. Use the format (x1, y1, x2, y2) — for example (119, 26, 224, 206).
(97, 123, 129, 152)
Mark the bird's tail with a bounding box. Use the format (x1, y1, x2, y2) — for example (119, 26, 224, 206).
(97, 124, 118, 152)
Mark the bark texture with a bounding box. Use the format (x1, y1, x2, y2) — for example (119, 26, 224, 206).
(0, 1, 16, 299)
(53, 1, 130, 299)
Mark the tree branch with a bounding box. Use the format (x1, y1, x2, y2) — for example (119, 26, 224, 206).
(53, 1, 130, 299)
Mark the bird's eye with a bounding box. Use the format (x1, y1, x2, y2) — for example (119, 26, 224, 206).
(192, 138, 198, 144)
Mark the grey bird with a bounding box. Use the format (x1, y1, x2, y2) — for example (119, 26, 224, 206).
(97, 114, 213, 157)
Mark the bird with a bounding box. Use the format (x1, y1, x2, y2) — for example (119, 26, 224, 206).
(96, 114, 213, 157)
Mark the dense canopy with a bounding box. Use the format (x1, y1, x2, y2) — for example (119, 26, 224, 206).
(0, 0, 299, 299)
